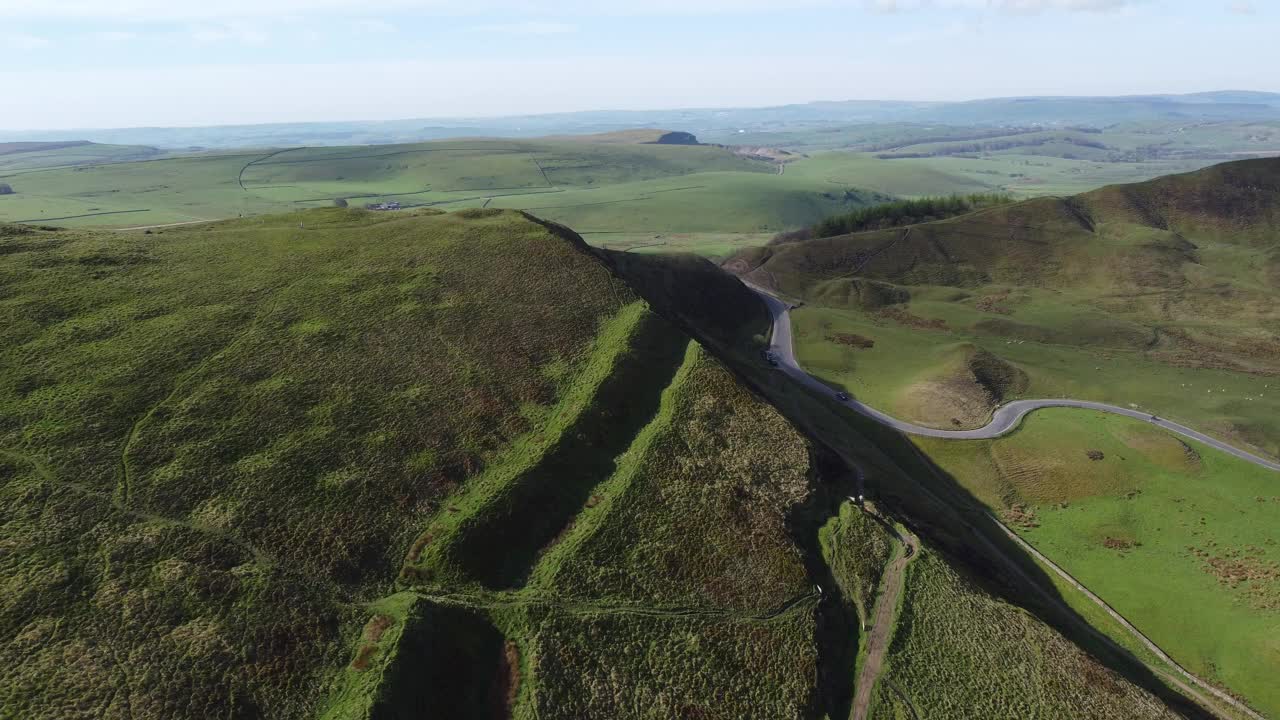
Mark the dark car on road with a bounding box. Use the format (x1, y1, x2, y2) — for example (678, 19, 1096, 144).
(762, 350, 779, 367)
(836, 392, 852, 402)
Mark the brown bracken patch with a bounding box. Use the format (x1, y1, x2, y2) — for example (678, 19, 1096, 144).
(489, 640, 522, 719)
(874, 307, 949, 331)
(975, 292, 1014, 315)
(827, 332, 876, 349)
(1190, 545, 1280, 610)
(364, 615, 393, 643)
(406, 532, 434, 563)
(1003, 504, 1040, 529)
(1103, 537, 1137, 551)
(1087, 450, 1105, 461)
(350, 644, 378, 671)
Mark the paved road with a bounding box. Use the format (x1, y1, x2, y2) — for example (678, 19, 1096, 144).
(749, 285, 1280, 474)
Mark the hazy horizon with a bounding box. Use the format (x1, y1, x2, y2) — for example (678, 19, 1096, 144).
(6, 88, 1280, 136)
(2, 0, 1276, 131)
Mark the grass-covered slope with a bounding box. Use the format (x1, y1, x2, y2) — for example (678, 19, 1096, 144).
(0, 205, 1226, 719)
(724, 158, 1280, 715)
(0, 208, 642, 717)
(919, 410, 1280, 718)
(733, 158, 1279, 295)
(0, 138, 777, 229)
(729, 158, 1280, 451)
(323, 343, 828, 720)
(876, 551, 1180, 720)
(0, 137, 887, 262)
(0, 141, 162, 172)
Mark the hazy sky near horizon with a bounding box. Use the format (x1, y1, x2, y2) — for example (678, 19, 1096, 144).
(1, 0, 1275, 130)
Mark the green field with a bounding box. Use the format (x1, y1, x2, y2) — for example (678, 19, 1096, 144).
(0, 138, 896, 258)
(719, 119, 1277, 198)
(5, 124, 1262, 246)
(791, 304, 1280, 457)
(918, 410, 1280, 718)
(0, 138, 839, 229)
(0, 141, 165, 172)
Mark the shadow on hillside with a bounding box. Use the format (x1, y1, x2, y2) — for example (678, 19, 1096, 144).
(778, 378, 1219, 720)
(588, 243, 1223, 718)
(368, 602, 511, 720)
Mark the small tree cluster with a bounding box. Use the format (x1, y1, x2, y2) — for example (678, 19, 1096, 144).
(0, 183, 14, 195)
(770, 193, 1015, 246)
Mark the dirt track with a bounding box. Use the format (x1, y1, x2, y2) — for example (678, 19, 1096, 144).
(851, 516, 919, 720)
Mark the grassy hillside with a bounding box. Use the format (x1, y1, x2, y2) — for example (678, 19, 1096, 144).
(0, 208, 642, 717)
(2, 205, 1211, 719)
(730, 158, 1280, 455)
(0, 141, 163, 172)
(724, 158, 1280, 714)
(0, 138, 778, 228)
(729, 119, 1280, 198)
(919, 410, 1280, 717)
(0, 137, 892, 259)
(875, 551, 1181, 720)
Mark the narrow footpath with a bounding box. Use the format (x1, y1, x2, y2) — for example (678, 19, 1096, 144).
(851, 515, 919, 720)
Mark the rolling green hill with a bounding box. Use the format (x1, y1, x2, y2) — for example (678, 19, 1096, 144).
(726, 158, 1280, 716)
(730, 159, 1280, 444)
(0, 141, 163, 172)
(0, 135, 891, 260)
(1, 208, 1213, 719)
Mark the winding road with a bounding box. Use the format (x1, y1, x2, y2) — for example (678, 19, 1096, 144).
(750, 285, 1280, 473)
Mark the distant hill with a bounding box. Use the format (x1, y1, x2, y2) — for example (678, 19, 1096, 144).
(727, 157, 1280, 376)
(0, 140, 162, 172)
(541, 129, 701, 145)
(0, 141, 93, 156)
(6, 91, 1278, 149)
(732, 157, 1279, 284)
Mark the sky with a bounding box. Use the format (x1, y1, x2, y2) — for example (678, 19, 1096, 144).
(1, 0, 1276, 130)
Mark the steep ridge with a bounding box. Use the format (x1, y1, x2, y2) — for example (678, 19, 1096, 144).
(0, 207, 1227, 720)
(728, 158, 1280, 298)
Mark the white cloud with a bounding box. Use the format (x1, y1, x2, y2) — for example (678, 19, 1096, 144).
(3, 33, 50, 50)
(468, 21, 576, 35)
(189, 23, 269, 47)
(0, 0, 1151, 21)
(895, 0, 1142, 10)
(354, 19, 396, 33)
(1226, 1, 1255, 14)
(94, 30, 138, 43)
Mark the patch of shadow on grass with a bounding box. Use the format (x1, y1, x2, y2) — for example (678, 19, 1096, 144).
(428, 312, 690, 590)
(342, 601, 511, 720)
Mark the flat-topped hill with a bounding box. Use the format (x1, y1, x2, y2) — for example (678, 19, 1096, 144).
(541, 129, 701, 145)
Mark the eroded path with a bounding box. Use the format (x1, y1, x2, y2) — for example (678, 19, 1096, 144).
(851, 513, 919, 720)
